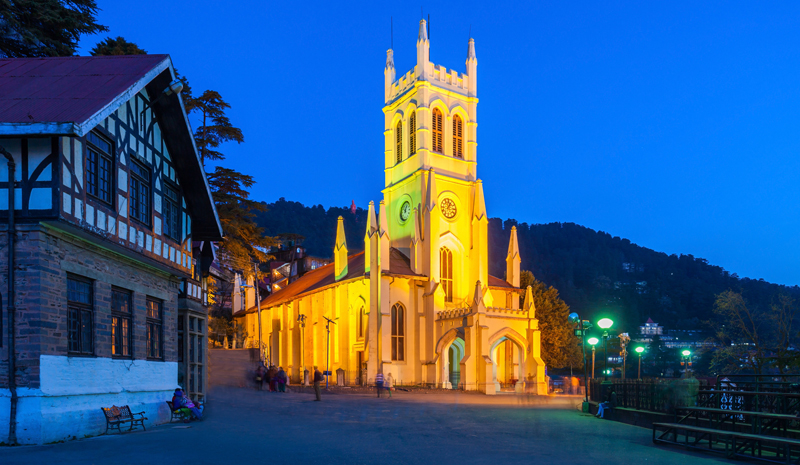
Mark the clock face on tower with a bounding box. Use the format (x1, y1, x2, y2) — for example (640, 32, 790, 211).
(440, 198, 457, 219)
(399, 201, 411, 222)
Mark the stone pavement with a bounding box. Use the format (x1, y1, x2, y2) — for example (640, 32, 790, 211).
(3, 387, 728, 464)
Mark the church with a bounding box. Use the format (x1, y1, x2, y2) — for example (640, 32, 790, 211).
(236, 20, 545, 395)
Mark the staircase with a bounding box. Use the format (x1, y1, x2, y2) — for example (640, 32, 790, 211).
(208, 348, 260, 389)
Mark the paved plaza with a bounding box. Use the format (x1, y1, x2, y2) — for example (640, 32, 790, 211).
(3, 387, 727, 464)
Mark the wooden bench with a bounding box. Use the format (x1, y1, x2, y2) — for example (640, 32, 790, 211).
(654, 422, 800, 464)
(677, 406, 799, 438)
(100, 405, 147, 434)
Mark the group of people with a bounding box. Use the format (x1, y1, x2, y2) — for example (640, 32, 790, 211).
(171, 388, 203, 422)
(375, 372, 394, 398)
(256, 364, 289, 392)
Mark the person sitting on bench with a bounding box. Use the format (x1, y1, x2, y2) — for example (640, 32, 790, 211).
(172, 388, 203, 421)
(596, 389, 617, 419)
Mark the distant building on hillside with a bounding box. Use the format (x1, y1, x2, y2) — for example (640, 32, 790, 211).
(640, 318, 664, 337)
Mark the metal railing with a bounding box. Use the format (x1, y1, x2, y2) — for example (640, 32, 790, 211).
(589, 378, 709, 413)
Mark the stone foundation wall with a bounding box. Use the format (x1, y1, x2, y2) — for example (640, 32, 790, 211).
(0, 223, 182, 444)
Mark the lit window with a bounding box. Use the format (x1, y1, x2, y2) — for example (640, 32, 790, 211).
(452, 114, 463, 158)
(395, 120, 403, 164)
(112, 288, 132, 358)
(432, 108, 443, 153)
(146, 298, 163, 359)
(440, 247, 453, 302)
(391, 303, 405, 361)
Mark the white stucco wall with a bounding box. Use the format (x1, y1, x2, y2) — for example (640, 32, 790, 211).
(0, 355, 177, 444)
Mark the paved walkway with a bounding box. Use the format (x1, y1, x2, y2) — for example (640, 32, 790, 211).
(4, 387, 727, 464)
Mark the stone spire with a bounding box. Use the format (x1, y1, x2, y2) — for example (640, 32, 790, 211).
(466, 37, 477, 97)
(410, 206, 422, 273)
(523, 284, 535, 318)
(416, 19, 430, 80)
(506, 226, 521, 287)
(364, 201, 379, 273)
(473, 179, 486, 221)
(378, 200, 391, 272)
(334, 216, 348, 280)
(384, 49, 396, 103)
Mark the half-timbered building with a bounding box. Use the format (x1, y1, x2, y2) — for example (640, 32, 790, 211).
(0, 55, 221, 444)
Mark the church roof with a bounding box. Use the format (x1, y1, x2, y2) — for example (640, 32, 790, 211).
(487, 275, 514, 289)
(236, 247, 516, 315)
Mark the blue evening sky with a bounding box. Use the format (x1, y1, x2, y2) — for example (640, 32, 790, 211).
(79, 1, 800, 286)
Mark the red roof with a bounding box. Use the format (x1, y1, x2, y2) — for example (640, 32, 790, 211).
(0, 55, 169, 127)
(236, 248, 515, 315)
(646, 318, 655, 324)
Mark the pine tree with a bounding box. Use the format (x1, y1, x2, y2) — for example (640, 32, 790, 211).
(186, 90, 244, 165)
(183, 89, 275, 271)
(90, 36, 146, 56)
(0, 0, 107, 57)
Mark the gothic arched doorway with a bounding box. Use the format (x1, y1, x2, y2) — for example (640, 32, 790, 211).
(491, 336, 525, 393)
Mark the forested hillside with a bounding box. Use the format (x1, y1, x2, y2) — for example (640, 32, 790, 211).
(255, 198, 800, 333)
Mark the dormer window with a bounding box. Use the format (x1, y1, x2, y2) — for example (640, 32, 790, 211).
(432, 108, 443, 153)
(453, 114, 463, 158)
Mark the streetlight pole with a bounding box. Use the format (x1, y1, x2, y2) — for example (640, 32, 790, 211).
(253, 264, 263, 364)
(597, 318, 614, 381)
(569, 313, 592, 405)
(297, 314, 307, 385)
(323, 316, 337, 389)
(635, 346, 644, 379)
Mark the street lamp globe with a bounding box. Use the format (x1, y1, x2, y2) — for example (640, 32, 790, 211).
(597, 318, 614, 329)
(682, 349, 691, 357)
(588, 337, 599, 346)
(635, 346, 645, 354)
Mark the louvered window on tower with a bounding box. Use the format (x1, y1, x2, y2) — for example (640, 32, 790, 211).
(396, 120, 403, 164)
(440, 247, 453, 302)
(453, 115, 463, 158)
(409, 111, 416, 155)
(432, 108, 443, 153)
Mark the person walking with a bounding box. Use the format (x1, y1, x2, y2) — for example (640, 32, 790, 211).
(375, 372, 384, 398)
(277, 367, 288, 393)
(255, 363, 266, 391)
(385, 372, 393, 398)
(268, 365, 278, 392)
(313, 367, 323, 401)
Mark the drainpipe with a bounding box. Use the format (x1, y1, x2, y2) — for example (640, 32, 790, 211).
(1, 145, 16, 445)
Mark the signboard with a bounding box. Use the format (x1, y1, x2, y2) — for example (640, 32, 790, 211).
(323, 371, 332, 376)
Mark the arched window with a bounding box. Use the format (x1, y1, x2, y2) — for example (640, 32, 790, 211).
(395, 120, 403, 164)
(453, 114, 463, 158)
(357, 306, 365, 339)
(440, 247, 453, 302)
(409, 111, 416, 156)
(432, 108, 443, 153)
(391, 303, 405, 361)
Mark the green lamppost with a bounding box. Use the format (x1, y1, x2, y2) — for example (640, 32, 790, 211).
(588, 337, 599, 380)
(681, 349, 692, 377)
(597, 318, 614, 381)
(635, 346, 645, 379)
(569, 313, 592, 407)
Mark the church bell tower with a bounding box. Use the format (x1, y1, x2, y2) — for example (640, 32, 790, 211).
(381, 20, 487, 305)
